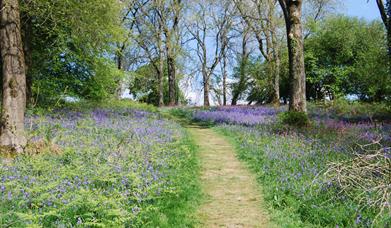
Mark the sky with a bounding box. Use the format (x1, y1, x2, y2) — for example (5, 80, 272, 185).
(343, 0, 380, 21)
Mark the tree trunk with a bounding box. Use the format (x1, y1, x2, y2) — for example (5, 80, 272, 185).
(166, 41, 176, 106)
(0, 0, 27, 153)
(117, 52, 122, 70)
(21, 10, 32, 105)
(279, 0, 307, 112)
(272, 56, 281, 106)
(202, 66, 210, 107)
(158, 29, 164, 107)
(269, 0, 280, 106)
(376, 0, 391, 74)
(222, 54, 227, 106)
(115, 44, 125, 99)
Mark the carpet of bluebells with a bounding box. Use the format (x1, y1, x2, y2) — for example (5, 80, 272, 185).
(0, 106, 198, 227)
(193, 105, 390, 227)
(193, 106, 284, 126)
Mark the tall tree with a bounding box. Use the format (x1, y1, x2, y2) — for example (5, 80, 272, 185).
(376, 0, 391, 63)
(234, 0, 282, 106)
(278, 0, 307, 112)
(115, 0, 144, 98)
(219, 1, 234, 106)
(20, 0, 124, 103)
(134, 0, 165, 106)
(187, 0, 228, 106)
(156, 0, 182, 106)
(0, 0, 27, 152)
(221, 46, 229, 105)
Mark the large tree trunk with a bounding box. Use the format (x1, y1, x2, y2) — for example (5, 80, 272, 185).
(164, 0, 180, 107)
(0, 0, 27, 153)
(279, 0, 307, 112)
(166, 42, 176, 106)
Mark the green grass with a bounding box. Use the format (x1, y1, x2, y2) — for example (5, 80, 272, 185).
(163, 107, 216, 127)
(145, 130, 201, 227)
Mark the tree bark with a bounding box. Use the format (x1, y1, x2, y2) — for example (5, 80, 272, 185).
(115, 44, 125, 99)
(166, 43, 176, 106)
(21, 10, 32, 105)
(202, 69, 210, 107)
(269, 0, 280, 106)
(0, 0, 27, 153)
(202, 38, 210, 107)
(201, 26, 210, 107)
(163, 0, 181, 106)
(278, 0, 307, 112)
(222, 53, 227, 106)
(272, 54, 281, 106)
(158, 25, 164, 107)
(376, 0, 391, 72)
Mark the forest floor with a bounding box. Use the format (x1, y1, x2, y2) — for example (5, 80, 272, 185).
(188, 125, 271, 228)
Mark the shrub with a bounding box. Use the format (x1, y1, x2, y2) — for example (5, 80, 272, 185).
(278, 111, 310, 127)
(322, 98, 391, 122)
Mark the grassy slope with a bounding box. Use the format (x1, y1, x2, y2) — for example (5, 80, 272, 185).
(1, 101, 202, 227)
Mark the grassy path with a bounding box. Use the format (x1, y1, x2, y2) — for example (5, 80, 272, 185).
(188, 125, 271, 228)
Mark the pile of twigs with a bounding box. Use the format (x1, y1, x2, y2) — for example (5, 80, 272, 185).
(323, 141, 390, 220)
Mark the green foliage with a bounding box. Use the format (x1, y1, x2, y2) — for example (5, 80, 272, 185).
(81, 59, 124, 101)
(130, 63, 165, 105)
(305, 16, 390, 101)
(21, 0, 124, 105)
(129, 62, 187, 106)
(167, 108, 194, 120)
(245, 59, 273, 104)
(231, 55, 251, 104)
(278, 111, 310, 127)
(33, 100, 159, 114)
(309, 99, 391, 122)
(246, 51, 290, 105)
